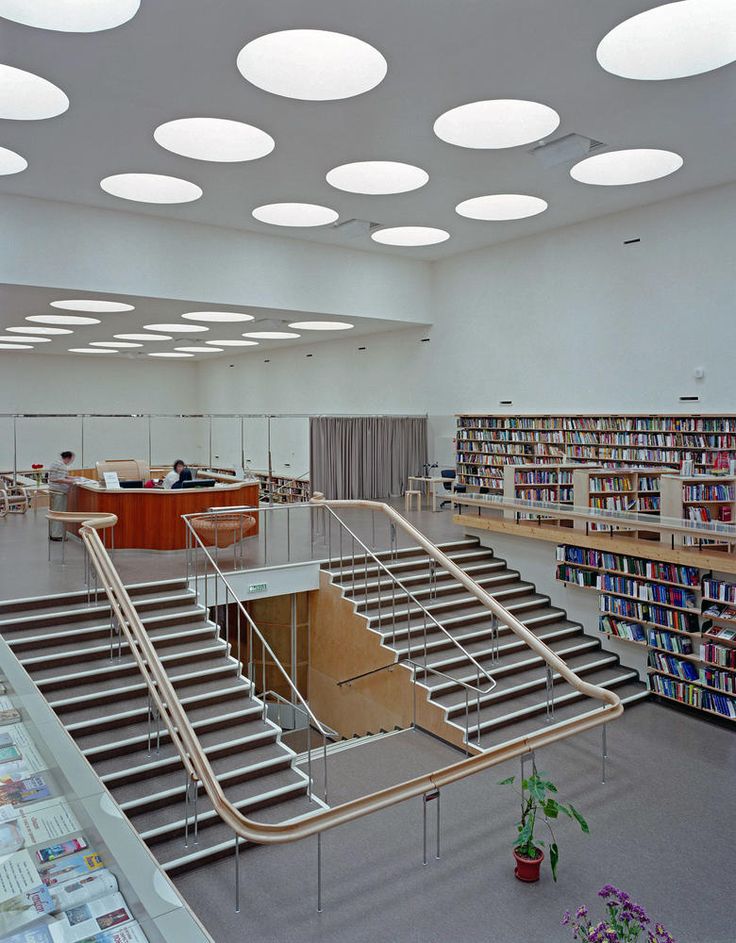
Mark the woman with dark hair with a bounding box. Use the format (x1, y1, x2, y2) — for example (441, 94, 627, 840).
(163, 459, 190, 490)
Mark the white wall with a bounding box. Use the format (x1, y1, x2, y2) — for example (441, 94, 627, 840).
(195, 181, 736, 464)
(0, 352, 201, 470)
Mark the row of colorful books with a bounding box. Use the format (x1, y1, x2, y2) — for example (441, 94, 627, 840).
(682, 484, 734, 502)
(590, 496, 638, 512)
(514, 471, 573, 484)
(703, 642, 736, 669)
(703, 579, 736, 603)
(556, 565, 597, 588)
(598, 575, 696, 609)
(598, 616, 646, 643)
(650, 672, 735, 718)
(599, 596, 700, 633)
(648, 651, 699, 681)
(556, 545, 701, 586)
(589, 476, 635, 493)
(457, 416, 736, 433)
(597, 434, 736, 448)
(702, 602, 736, 624)
(516, 487, 571, 502)
(648, 628, 694, 655)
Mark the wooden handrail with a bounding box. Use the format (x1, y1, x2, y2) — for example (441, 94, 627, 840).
(75, 500, 622, 845)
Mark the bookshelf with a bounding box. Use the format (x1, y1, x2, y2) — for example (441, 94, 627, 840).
(571, 467, 667, 534)
(253, 471, 310, 504)
(555, 544, 736, 721)
(455, 413, 736, 493)
(501, 463, 578, 521)
(659, 474, 736, 548)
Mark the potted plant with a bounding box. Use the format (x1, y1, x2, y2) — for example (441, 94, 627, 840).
(498, 765, 589, 882)
(562, 885, 676, 942)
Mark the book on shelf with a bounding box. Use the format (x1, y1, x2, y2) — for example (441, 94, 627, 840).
(599, 596, 699, 632)
(702, 603, 736, 622)
(555, 564, 597, 588)
(647, 628, 693, 654)
(648, 651, 699, 681)
(703, 642, 736, 668)
(599, 616, 646, 643)
(703, 579, 736, 603)
(701, 667, 736, 694)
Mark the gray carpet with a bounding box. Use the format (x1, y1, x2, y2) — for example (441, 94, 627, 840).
(174, 702, 734, 943)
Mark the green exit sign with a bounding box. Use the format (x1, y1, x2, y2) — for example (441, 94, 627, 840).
(248, 583, 268, 594)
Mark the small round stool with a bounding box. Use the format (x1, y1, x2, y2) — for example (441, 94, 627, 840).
(404, 490, 421, 512)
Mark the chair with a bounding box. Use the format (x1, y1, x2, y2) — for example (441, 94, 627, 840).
(96, 458, 150, 482)
(404, 489, 421, 512)
(0, 485, 30, 517)
(439, 469, 466, 508)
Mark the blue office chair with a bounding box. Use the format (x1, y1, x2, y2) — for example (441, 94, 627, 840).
(439, 469, 466, 508)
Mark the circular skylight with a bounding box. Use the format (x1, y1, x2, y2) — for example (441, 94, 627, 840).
(0, 146, 27, 175)
(456, 193, 548, 221)
(68, 348, 116, 354)
(181, 311, 254, 322)
(154, 117, 275, 163)
(0, 0, 140, 32)
(144, 323, 208, 333)
(570, 148, 683, 186)
(90, 340, 142, 348)
(252, 203, 338, 227)
(242, 331, 300, 340)
(51, 299, 134, 312)
(326, 161, 429, 195)
(8, 325, 72, 335)
(175, 346, 223, 353)
(114, 333, 172, 341)
(371, 226, 450, 247)
(0, 64, 69, 120)
(0, 343, 32, 350)
(100, 173, 202, 204)
(205, 339, 259, 347)
(0, 334, 50, 342)
(148, 352, 194, 358)
(28, 314, 100, 325)
(237, 29, 387, 101)
(434, 99, 560, 149)
(597, 0, 736, 81)
(288, 321, 354, 331)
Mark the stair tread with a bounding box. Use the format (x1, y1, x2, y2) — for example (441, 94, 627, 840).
(0, 579, 189, 616)
(0, 598, 199, 634)
(17, 622, 215, 661)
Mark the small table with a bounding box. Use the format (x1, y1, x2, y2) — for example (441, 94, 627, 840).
(407, 476, 448, 512)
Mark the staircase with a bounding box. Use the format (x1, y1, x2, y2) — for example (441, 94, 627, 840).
(0, 579, 320, 874)
(326, 537, 647, 751)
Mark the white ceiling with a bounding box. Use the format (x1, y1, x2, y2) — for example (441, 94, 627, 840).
(0, 0, 734, 260)
(0, 284, 422, 359)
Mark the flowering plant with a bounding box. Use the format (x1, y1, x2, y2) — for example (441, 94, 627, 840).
(498, 765, 588, 880)
(562, 886, 675, 942)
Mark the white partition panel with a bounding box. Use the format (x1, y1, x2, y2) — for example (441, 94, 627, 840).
(270, 417, 309, 479)
(82, 416, 149, 471)
(0, 417, 14, 471)
(150, 416, 208, 469)
(242, 417, 269, 474)
(211, 417, 242, 472)
(16, 416, 83, 471)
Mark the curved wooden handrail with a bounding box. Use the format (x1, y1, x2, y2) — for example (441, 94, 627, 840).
(47, 509, 118, 530)
(75, 499, 622, 845)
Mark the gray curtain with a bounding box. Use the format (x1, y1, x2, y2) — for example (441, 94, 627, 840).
(310, 417, 428, 500)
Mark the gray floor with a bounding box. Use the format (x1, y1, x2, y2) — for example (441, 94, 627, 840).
(0, 498, 462, 601)
(175, 703, 734, 943)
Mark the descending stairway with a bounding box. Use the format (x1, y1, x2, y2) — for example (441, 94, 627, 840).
(0, 579, 320, 874)
(326, 537, 647, 751)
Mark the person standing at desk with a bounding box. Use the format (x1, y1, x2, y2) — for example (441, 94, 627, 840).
(162, 460, 192, 490)
(47, 450, 76, 540)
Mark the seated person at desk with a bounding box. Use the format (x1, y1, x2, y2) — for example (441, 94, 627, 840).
(162, 460, 192, 490)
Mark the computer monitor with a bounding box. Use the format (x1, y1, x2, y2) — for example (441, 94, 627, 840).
(182, 479, 216, 489)
(119, 479, 144, 489)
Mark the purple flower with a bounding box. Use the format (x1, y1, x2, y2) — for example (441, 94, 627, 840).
(598, 885, 618, 899)
(577, 906, 588, 919)
(562, 911, 571, 927)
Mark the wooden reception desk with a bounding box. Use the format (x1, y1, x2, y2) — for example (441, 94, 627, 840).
(67, 480, 259, 550)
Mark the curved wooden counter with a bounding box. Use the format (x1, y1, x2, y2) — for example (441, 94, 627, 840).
(67, 480, 259, 550)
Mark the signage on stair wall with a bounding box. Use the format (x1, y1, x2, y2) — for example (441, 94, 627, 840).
(248, 583, 268, 594)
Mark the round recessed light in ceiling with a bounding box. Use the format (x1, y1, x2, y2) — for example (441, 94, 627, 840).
(143, 323, 208, 333)
(242, 331, 300, 340)
(0, 146, 27, 175)
(371, 226, 450, 247)
(114, 333, 172, 341)
(181, 311, 254, 323)
(455, 193, 548, 221)
(237, 29, 387, 101)
(100, 173, 202, 204)
(90, 341, 142, 348)
(205, 339, 259, 347)
(0, 334, 50, 342)
(434, 99, 560, 149)
(252, 203, 338, 227)
(0, 0, 140, 32)
(0, 343, 32, 350)
(597, 0, 736, 81)
(288, 321, 354, 331)
(148, 351, 194, 358)
(175, 346, 223, 353)
(68, 347, 116, 354)
(326, 160, 429, 195)
(0, 64, 69, 120)
(28, 314, 100, 325)
(154, 117, 274, 163)
(50, 299, 134, 312)
(570, 148, 683, 186)
(7, 325, 72, 335)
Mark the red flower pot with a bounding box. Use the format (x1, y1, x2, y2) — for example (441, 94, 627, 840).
(513, 847, 544, 882)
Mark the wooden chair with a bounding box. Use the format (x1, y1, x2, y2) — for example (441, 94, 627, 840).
(404, 489, 421, 512)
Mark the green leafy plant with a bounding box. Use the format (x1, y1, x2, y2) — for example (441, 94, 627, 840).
(498, 765, 589, 880)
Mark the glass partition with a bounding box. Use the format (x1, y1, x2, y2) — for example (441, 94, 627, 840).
(270, 416, 309, 479)
(0, 415, 14, 471)
(150, 416, 208, 470)
(82, 416, 149, 472)
(15, 416, 83, 472)
(210, 416, 242, 472)
(242, 416, 269, 475)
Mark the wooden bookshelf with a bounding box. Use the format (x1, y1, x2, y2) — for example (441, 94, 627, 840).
(501, 463, 580, 521)
(455, 413, 736, 494)
(252, 471, 310, 504)
(555, 544, 736, 721)
(660, 474, 736, 549)
(571, 467, 666, 534)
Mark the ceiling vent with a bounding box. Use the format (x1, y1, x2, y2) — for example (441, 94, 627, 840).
(529, 133, 605, 169)
(332, 218, 381, 239)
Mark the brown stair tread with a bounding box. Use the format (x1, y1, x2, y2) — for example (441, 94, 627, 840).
(15, 621, 215, 661)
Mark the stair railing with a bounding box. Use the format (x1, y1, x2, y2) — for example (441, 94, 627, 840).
(181, 515, 336, 805)
(76, 500, 622, 913)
